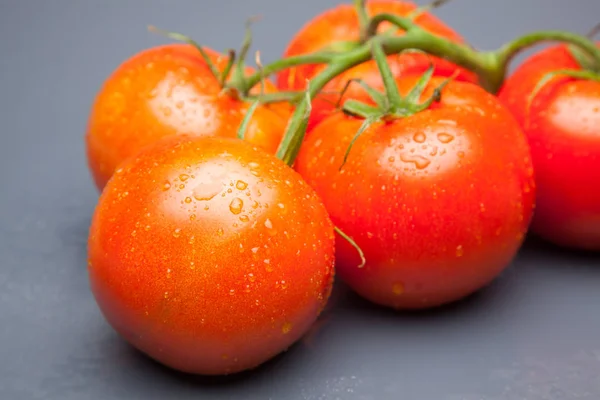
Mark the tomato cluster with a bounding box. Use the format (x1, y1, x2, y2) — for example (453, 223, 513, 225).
(84, 0, 600, 376)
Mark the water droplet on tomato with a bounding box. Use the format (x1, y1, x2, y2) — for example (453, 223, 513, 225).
(217, 228, 224, 236)
(251, 247, 259, 253)
(189, 214, 196, 221)
(455, 245, 464, 257)
(480, 203, 486, 212)
(184, 197, 192, 204)
(413, 132, 426, 143)
(400, 153, 431, 170)
(235, 180, 248, 190)
(131, 230, 137, 237)
(229, 197, 243, 214)
(264, 259, 273, 272)
(392, 282, 404, 296)
(457, 151, 465, 158)
(239, 215, 250, 223)
(166, 268, 172, 278)
(437, 132, 454, 143)
(366, 232, 374, 239)
(282, 322, 292, 334)
(164, 291, 169, 299)
(173, 228, 181, 238)
(248, 273, 256, 282)
(193, 182, 222, 201)
(179, 174, 190, 182)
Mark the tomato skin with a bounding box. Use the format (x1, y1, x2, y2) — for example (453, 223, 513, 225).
(277, 0, 477, 131)
(86, 44, 290, 190)
(87, 135, 335, 375)
(498, 44, 600, 251)
(295, 77, 535, 309)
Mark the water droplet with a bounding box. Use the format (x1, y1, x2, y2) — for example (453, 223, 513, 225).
(388, 156, 395, 163)
(248, 273, 256, 282)
(217, 227, 224, 236)
(480, 203, 486, 212)
(131, 230, 137, 237)
(144, 225, 151, 231)
(437, 132, 455, 143)
(366, 232, 374, 239)
(193, 182, 222, 201)
(413, 132, 426, 143)
(400, 153, 431, 170)
(166, 268, 172, 278)
(184, 197, 192, 204)
(190, 261, 195, 270)
(164, 291, 169, 299)
(179, 184, 185, 190)
(264, 218, 273, 229)
(229, 289, 235, 296)
(229, 197, 243, 214)
(179, 174, 189, 182)
(173, 228, 181, 238)
(457, 151, 465, 158)
(235, 180, 248, 190)
(189, 214, 196, 221)
(392, 282, 404, 296)
(239, 215, 250, 222)
(455, 245, 464, 257)
(264, 259, 273, 272)
(282, 322, 292, 334)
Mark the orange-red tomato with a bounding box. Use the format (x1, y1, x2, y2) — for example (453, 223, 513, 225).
(277, 0, 477, 131)
(295, 77, 535, 309)
(86, 44, 291, 190)
(87, 135, 335, 375)
(498, 44, 600, 251)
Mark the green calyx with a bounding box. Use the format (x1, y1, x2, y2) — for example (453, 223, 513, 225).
(338, 40, 454, 170)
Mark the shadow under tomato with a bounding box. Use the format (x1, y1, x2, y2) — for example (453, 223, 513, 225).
(113, 329, 305, 389)
(333, 268, 517, 324)
(521, 234, 600, 268)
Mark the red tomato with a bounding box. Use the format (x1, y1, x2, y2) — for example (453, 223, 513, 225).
(295, 76, 535, 309)
(86, 44, 291, 190)
(87, 135, 335, 375)
(277, 0, 477, 131)
(498, 44, 600, 251)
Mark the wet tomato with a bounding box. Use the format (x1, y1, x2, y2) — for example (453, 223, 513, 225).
(277, 0, 477, 131)
(86, 44, 291, 190)
(87, 135, 335, 375)
(295, 76, 535, 309)
(498, 44, 600, 251)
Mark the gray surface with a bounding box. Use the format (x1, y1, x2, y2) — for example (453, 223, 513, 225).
(1, 0, 600, 399)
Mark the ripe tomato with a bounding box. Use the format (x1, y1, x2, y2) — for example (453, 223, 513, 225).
(498, 44, 600, 251)
(277, 0, 477, 131)
(87, 135, 335, 375)
(295, 76, 535, 309)
(86, 44, 291, 190)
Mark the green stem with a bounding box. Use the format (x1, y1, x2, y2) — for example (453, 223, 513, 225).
(495, 30, 600, 75)
(370, 39, 401, 111)
(365, 12, 417, 38)
(219, 49, 236, 87)
(242, 52, 336, 92)
(354, 0, 370, 42)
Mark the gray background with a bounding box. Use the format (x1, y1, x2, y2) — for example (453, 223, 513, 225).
(1, 0, 600, 399)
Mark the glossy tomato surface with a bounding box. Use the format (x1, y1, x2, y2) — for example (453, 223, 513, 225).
(295, 77, 535, 309)
(87, 135, 335, 375)
(277, 0, 477, 131)
(86, 44, 290, 190)
(498, 44, 600, 251)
